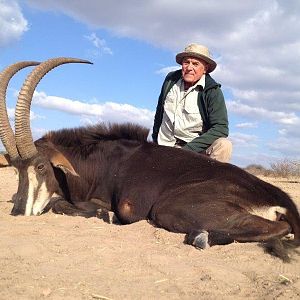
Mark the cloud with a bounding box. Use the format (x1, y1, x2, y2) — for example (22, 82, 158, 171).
(84, 32, 113, 57)
(0, 106, 45, 151)
(227, 89, 300, 113)
(24, 1, 300, 115)
(267, 136, 300, 157)
(229, 132, 259, 148)
(25, 1, 278, 49)
(277, 123, 300, 139)
(0, 0, 28, 47)
(32, 90, 155, 128)
(156, 66, 180, 76)
(235, 122, 258, 129)
(7, 107, 44, 121)
(227, 101, 299, 125)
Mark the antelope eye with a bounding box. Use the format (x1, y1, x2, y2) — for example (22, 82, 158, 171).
(37, 163, 45, 171)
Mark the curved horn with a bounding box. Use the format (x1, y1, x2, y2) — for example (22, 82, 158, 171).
(0, 61, 40, 160)
(15, 57, 93, 159)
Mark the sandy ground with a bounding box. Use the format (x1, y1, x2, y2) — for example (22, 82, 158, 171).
(0, 167, 300, 300)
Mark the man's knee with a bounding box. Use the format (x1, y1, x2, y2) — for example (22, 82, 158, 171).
(206, 138, 232, 163)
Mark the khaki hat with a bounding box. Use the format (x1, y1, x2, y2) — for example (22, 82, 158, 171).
(175, 43, 217, 73)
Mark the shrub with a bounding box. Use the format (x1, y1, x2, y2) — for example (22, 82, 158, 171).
(270, 159, 300, 178)
(244, 164, 272, 176)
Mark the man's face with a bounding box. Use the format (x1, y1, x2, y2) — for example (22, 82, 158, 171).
(181, 57, 207, 85)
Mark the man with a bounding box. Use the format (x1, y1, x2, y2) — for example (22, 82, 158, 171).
(152, 43, 232, 163)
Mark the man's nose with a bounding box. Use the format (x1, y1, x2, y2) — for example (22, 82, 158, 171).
(186, 63, 194, 70)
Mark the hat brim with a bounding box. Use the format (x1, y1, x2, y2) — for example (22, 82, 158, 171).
(175, 52, 217, 73)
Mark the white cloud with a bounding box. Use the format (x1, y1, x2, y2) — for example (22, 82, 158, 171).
(84, 32, 113, 56)
(31, 127, 48, 141)
(0, 106, 45, 151)
(277, 123, 300, 139)
(24, 1, 276, 49)
(0, 0, 28, 47)
(235, 122, 258, 129)
(156, 66, 179, 76)
(229, 132, 259, 148)
(32, 90, 154, 128)
(228, 89, 300, 113)
(24, 1, 300, 116)
(7, 107, 44, 121)
(267, 136, 300, 157)
(227, 101, 299, 125)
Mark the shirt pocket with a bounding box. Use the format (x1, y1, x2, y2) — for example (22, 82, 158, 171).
(183, 100, 203, 131)
(163, 93, 176, 121)
(184, 100, 199, 114)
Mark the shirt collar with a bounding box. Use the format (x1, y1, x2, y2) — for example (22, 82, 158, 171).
(197, 74, 206, 89)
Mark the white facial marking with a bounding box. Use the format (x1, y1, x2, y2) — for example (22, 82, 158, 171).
(25, 166, 37, 216)
(32, 182, 51, 216)
(25, 166, 52, 216)
(249, 206, 287, 221)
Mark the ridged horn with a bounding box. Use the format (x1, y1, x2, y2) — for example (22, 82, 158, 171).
(0, 61, 40, 160)
(15, 57, 93, 159)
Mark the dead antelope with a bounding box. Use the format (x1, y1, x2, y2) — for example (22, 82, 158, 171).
(0, 58, 299, 261)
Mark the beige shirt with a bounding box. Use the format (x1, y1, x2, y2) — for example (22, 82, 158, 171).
(158, 75, 205, 147)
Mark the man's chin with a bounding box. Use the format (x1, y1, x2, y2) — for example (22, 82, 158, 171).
(183, 75, 195, 82)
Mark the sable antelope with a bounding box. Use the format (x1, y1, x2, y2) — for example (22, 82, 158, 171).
(0, 58, 299, 261)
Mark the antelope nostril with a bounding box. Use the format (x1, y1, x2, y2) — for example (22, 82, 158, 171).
(10, 210, 21, 216)
(10, 206, 24, 216)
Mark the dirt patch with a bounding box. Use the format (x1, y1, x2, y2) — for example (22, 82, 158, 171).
(0, 167, 300, 299)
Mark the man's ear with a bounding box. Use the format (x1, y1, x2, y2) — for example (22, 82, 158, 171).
(49, 150, 79, 177)
(0, 154, 11, 167)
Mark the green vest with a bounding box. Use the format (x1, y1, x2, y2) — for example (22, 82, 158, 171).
(152, 70, 229, 152)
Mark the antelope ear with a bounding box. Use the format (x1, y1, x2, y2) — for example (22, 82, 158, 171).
(50, 151, 79, 177)
(0, 154, 11, 167)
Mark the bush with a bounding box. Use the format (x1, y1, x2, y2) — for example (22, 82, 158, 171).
(244, 159, 300, 178)
(270, 159, 300, 178)
(244, 164, 272, 176)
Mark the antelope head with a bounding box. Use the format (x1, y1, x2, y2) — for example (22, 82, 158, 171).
(0, 58, 92, 215)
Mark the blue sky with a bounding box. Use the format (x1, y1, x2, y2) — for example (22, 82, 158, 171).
(1, 0, 299, 167)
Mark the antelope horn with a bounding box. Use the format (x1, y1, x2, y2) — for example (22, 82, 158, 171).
(15, 57, 93, 159)
(0, 61, 40, 160)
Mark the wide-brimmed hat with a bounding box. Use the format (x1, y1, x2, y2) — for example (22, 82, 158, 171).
(175, 43, 217, 73)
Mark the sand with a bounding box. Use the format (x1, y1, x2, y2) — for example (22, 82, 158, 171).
(0, 167, 299, 300)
